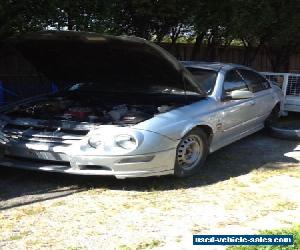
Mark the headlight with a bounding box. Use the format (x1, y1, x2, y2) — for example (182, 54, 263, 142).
(88, 130, 142, 152)
(88, 135, 103, 148)
(115, 134, 137, 150)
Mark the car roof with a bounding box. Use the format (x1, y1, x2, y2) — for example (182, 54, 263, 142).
(181, 61, 252, 72)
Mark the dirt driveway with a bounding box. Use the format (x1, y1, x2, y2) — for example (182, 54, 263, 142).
(0, 131, 300, 250)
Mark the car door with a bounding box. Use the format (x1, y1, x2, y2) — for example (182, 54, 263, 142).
(218, 69, 258, 142)
(237, 69, 275, 124)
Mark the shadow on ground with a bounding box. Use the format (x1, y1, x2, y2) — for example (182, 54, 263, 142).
(0, 131, 299, 210)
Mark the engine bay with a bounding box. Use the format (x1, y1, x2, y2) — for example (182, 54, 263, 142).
(6, 92, 180, 126)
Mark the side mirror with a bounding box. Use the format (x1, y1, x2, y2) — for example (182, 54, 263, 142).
(230, 90, 254, 99)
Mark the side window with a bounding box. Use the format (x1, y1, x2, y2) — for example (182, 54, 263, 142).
(238, 69, 270, 92)
(223, 70, 248, 95)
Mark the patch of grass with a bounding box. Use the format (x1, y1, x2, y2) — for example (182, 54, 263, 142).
(21, 206, 46, 216)
(85, 188, 106, 195)
(51, 200, 67, 207)
(274, 201, 298, 211)
(85, 209, 96, 214)
(136, 239, 164, 249)
(285, 169, 300, 179)
(227, 225, 300, 250)
(191, 224, 212, 234)
(0, 219, 13, 231)
(8, 231, 30, 241)
(175, 235, 182, 243)
(122, 203, 135, 209)
(8, 235, 24, 241)
(227, 178, 249, 188)
(118, 245, 131, 250)
(279, 219, 296, 226)
(250, 166, 300, 183)
(25, 239, 41, 247)
(223, 191, 260, 210)
(119, 239, 164, 250)
(12, 205, 46, 220)
(250, 170, 277, 183)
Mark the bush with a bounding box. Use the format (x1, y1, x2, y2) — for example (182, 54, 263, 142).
(228, 225, 300, 250)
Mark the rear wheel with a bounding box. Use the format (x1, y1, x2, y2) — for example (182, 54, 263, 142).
(267, 112, 300, 140)
(265, 104, 281, 126)
(174, 128, 209, 177)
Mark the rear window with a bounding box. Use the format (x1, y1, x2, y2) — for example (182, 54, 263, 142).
(237, 69, 270, 92)
(186, 67, 217, 94)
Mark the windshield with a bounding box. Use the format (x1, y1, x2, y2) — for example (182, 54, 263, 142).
(185, 67, 217, 94)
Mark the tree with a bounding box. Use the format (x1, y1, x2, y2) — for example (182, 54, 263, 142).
(229, 0, 271, 66)
(109, 0, 193, 45)
(230, 0, 300, 71)
(0, 0, 45, 39)
(1, 0, 300, 71)
(45, 0, 111, 32)
(191, 0, 234, 60)
(262, 0, 300, 71)
(0, 0, 112, 40)
(0, 0, 14, 40)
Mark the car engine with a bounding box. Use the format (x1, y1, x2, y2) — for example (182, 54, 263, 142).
(6, 95, 174, 126)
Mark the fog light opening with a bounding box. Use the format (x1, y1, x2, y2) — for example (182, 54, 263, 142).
(118, 155, 155, 164)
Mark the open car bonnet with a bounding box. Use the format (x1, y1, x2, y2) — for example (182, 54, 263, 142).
(2, 31, 206, 95)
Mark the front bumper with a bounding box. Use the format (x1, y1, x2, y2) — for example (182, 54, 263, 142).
(0, 146, 176, 179)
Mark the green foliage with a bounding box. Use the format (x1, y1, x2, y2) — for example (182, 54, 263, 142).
(227, 225, 300, 250)
(1, 0, 300, 70)
(109, 0, 194, 42)
(49, 0, 111, 32)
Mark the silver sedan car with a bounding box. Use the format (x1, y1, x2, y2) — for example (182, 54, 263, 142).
(0, 32, 282, 178)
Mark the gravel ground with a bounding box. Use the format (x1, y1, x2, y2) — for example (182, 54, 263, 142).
(0, 131, 300, 250)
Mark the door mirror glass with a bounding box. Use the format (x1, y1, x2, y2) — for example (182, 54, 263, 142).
(230, 90, 254, 99)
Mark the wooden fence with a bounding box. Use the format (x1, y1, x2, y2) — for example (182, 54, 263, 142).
(162, 43, 300, 73)
(0, 42, 300, 104)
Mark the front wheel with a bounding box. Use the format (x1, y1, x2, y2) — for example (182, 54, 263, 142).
(174, 128, 209, 177)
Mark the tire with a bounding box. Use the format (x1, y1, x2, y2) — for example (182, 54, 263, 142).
(267, 113, 300, 140)
(265, 104, 281, 127)
(266, 106, 300, 140)
(174, 128, 209, 178)
(268, 125, 300, 140)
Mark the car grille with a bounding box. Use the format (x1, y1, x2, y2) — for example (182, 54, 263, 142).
(2, 123, 88, 146)
(286, 75, 300, 96)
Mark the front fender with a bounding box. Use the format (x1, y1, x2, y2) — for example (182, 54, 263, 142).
(135, 117, 216, 141)
(179, 121, 215, 139)
(134, 98, 218, 140)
